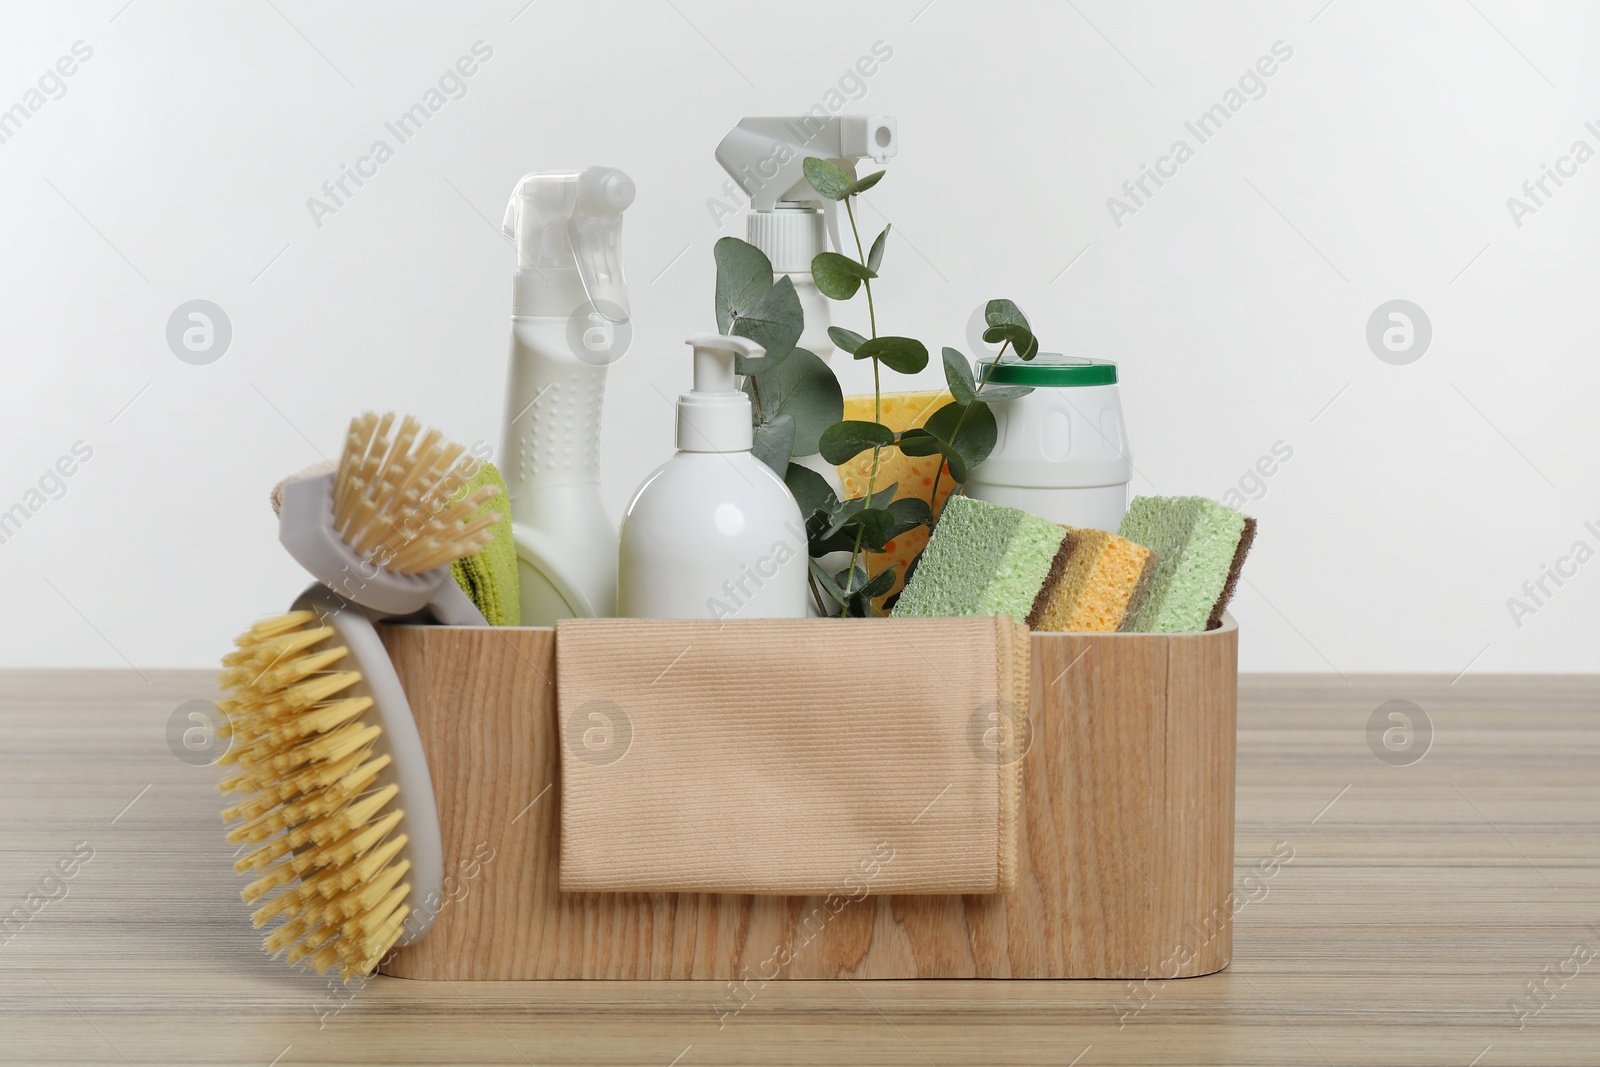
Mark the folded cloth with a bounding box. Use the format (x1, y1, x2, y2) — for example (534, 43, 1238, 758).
(557, 616, 1027, 896)
(448, 461, 520, 626)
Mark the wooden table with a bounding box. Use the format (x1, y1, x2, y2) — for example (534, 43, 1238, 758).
(0, 671, 1594, 1065)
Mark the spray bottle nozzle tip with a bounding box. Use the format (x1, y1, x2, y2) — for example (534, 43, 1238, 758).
(581, 168, 636, 214)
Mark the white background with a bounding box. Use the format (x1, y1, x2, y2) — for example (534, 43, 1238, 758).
(1, 0, 1595, 673)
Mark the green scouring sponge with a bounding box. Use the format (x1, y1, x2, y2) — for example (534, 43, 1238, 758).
(891, 495, 1070, 626)
(1118, 496, 1254, 633)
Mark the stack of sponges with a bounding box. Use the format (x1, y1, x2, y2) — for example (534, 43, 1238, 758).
(1117, 496, 1255, 633)
(1030, 527, 1156, 633)
(448, 461, 521, 626)
(836, 390, 956, 603)
(891, 495, 1071, 627)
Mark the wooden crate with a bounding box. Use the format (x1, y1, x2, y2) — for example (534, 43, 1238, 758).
(376, 616, 1237, 980)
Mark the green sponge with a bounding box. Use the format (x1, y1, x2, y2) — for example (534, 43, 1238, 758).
(891, 495, 1069, 625)
(449, 461, 521, 626)
(1118, 496, 1252, 633)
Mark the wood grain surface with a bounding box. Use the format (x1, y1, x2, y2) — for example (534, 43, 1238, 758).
(0, 670, 1595, 1065)
(376, 619, 1236, 980)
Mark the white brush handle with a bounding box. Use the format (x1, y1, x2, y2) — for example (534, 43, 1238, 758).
(279, 472, 488, 625)
(293, 584, 443, 949)
(424, 581, 488, 626)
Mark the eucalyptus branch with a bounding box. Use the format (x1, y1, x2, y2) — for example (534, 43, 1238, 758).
(783, 158, 1040, 618)
(807, 567, 827, 616)
(845, 198, 878, 344)
(842, 192, 883, 617)
(927, 340, 1010, 520)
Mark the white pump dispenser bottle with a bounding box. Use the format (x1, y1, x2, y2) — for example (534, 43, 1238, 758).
(715, 115, 898, 364)
(618, 335, 809, 620)
(500, 166, 634, 624)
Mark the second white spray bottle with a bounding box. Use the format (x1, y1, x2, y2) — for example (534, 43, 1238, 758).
(500, 167, 634, 624)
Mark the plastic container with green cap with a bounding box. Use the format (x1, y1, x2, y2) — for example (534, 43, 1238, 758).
(965, 354, 1132, 531)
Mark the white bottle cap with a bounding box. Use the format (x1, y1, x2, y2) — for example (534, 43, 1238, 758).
(678, 334, 759, 453)
(747, 207, 824, 273)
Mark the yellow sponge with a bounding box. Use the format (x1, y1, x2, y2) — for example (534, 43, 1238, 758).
(1031, 527, 1156, 633)
(837, 390, 955, 600)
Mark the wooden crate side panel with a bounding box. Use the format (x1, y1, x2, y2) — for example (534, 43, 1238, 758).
(379, 623, 1235, 980)
(1150, 626, 1238, 978)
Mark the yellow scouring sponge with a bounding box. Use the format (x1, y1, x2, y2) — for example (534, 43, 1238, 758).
(1031, 527, 1157, 633)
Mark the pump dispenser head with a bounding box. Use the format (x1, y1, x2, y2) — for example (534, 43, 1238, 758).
(503, 166, 634, 321)
(678, 334, 760, 453)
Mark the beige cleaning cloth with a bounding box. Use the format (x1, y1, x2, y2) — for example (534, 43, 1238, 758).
(557, 616, 1028, 896)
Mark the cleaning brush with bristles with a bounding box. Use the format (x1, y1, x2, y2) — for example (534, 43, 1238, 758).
(279, 412, 499, 623)
(215, 409, 502, 976)
(217, 583, 442, 978)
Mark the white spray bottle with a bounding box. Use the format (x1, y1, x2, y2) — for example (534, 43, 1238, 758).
(500, 167, 634, 624)
(715, 115, 898, 365)
(716, 118, 898, 615)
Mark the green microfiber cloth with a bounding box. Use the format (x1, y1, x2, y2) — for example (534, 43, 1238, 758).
(891, 495, 1070, 626)
(450, 461, 520, 626)
(1118, 496, 1252, 633)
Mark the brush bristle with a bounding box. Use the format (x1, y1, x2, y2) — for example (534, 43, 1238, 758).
(217, 609, 414, 979)
(332, 411, 500, 575)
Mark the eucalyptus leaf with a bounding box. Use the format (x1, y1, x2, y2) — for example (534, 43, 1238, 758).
(809, 558, 849, 605)
(729, 275, 804, 372)
(835, 561, 896, 616)
(785, 462, 838, 519)
(886, 496, 931, 537)
(810, 253, 864, 300)
(848, 170, 886, 196)
(1013, 330, 1041, 360)
(867, 225, 890, 274)
(856, 335, 928, 374)
(828, 326, 867, 355)
(818, 419, 896, 465)
(941, 346, 977, 404)
(815, 251, 875, 280)
(941, 449, 970, 483)
(830, 491, 867, 524)
(746, 347, 843, 456)
(851, 508, 902, 550)
(751, 414, 795, 477)
(802, 156, 853, 201)
(895, 426, 941, 458)
(858, 566, 897, 599)
(833, 564, 870, 596)
(974, 383, 1034, 402)
(982, 322, 1039, 360)
(713, 238, 773, 334)
(809, 528, 860, 558)
(923, 398, 998, 481)
(826, 507, 896, 551)
(984, 298, 1031, 330)
(868, 480, 900, 511)
(982, 300, 1038, 360)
